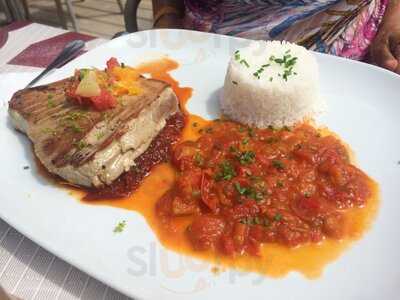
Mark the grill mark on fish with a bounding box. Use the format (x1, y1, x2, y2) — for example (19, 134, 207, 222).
(8, 75, 180, 187)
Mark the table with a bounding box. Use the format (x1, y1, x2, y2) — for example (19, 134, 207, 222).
(0, 22, 132, 300)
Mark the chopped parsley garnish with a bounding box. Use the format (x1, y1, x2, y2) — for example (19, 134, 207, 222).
(47, 98, 55, 108)
(215, 161, 236, 181)
(242, 137, 249, 145)
(304, 191, 312, 198)
(61, 111, 88, 134)
(65, 111, 88, 121)
(265, 52, 298, 81)
(74, 140, 88, 150)
(194, 152, 204, 167)
(121, 62, 126, 68)
(272, 159, 285, 170)
(229, 146, 239, 154)
(282, 67, 294, 81)
(95, 131, 105, 140)
(239, 217, 252, 225)
(101, 111, 111, 123)
(276, 180, 284, 188)
(251, 191, 265, 202)
(248, 127, 255, 137)
(240, 216, 264, 226)
(41, 127, 57, 135)
(113, 220, 126, 233)
(234, 182, 248, 195)
(234, 182, 264, 202)
(253, 67, 265, 79)
(69, 123, 83, 133)
(238, 151, 255, 165)
(239, 126, 246, 133)
(274, 213, 282, 222)
(240, 59, 250, 68)
(234, 50, 241, 61)
(282, 125, 292, 132)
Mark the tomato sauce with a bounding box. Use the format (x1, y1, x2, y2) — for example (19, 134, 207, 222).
(63, 58, 378, 278)
(156, 120, 376, 257)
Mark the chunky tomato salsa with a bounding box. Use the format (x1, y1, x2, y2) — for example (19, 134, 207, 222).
(156, 120, 373, 256)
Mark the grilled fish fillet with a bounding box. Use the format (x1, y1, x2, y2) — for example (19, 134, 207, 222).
(8, 77, 179, 187)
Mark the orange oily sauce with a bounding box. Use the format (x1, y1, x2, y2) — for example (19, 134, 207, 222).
(135, 58, 193, 113)
(78, 58, 379, 279)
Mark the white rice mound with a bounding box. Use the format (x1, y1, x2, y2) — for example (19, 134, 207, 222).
(221, 40, 325, 128)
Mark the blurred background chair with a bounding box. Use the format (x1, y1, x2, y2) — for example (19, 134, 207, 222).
(0, 0, 125, 32)
(124, 0, 143, 32)
(0, 0, 153, 39)
(0, 0, 29, 24)
(54, 0, 125, 32)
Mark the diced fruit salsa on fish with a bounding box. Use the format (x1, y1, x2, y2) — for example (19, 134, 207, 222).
(67, 57, 142, 111)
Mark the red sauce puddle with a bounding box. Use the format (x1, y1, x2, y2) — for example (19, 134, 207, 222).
(49, 58, 379, 279)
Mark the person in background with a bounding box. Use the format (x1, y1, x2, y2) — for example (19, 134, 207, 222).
(151, 0, 400, 73)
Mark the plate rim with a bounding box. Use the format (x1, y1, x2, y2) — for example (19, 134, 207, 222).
(1, 29, 400, 299)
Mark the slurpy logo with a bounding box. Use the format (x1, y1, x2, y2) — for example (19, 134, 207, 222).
(126, 242, 265, 295)
(126, 30, 250, 66)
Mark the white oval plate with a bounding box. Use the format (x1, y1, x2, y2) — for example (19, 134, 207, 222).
(1, 30, 400, 300)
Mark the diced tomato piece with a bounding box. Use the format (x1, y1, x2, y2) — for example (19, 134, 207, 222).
(277, 224, 307, 247)
(90, 89, 117, 111)
(263, 229, 277, 243)
(176, 169, 202, 199)
(291, 196, 323, 221)
(322, 214, 344, 238)
(187, 215, 225, 251)
(172, 141, 198, 170)
(249, 224, 264, 242)
(293, 147, 317, 163)
(246, 238, 261, 256)
(328, 165, 349, 187)
(220, 235, 235, 256)
(223, 200, 260, 221)
(106, 57, 120, 72)
(201, 172, 219, 213)
(232, 222, 249, 248)
(156, 191, 174, 217)
(171, 196, 199, 216)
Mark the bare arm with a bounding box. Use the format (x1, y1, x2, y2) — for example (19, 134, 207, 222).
(152, 0, 185, 28)
(370, 0, 400, 73)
